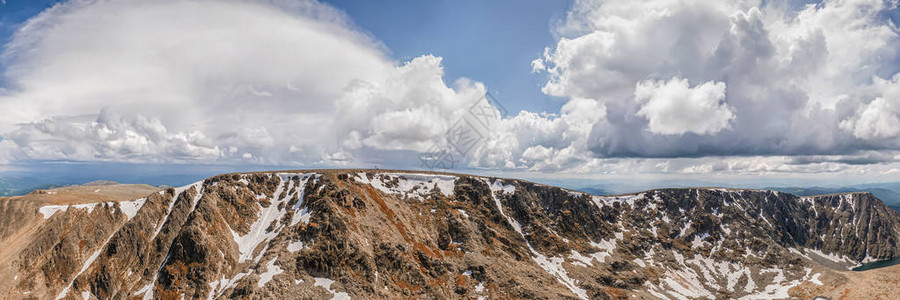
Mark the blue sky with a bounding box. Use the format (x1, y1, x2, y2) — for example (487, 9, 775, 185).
(321, 0, 572, 113)
(0, 0, 571, 112)
(0, 0, 575, 184)
(0, 0, 61, 84)
(1, 0, 900, 191)
(0, 1, 60, 38)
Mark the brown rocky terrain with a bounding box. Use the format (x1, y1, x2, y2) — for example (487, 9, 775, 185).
(0, 169, 898, 299)
(789, 263, 900, 299)
(0, 183, 160, 299)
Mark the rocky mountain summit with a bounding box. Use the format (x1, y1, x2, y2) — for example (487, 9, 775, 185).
(1, 170, 898, 299)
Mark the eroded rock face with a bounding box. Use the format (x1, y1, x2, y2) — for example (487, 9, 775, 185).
(1, 170, 898, 299)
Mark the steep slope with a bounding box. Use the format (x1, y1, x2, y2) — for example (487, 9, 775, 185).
(1, 170, 898, 299)
(0, 184, 160, 299)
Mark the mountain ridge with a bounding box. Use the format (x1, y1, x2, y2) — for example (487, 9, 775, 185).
(1, 169, 898, 299)
(226, 168, 887, 199)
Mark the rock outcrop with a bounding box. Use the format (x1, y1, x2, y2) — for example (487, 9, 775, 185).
(1, 170, 898, 299)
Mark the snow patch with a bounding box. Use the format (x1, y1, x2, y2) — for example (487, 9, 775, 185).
(806, 248, 856, 267)
(568, 250, 595, 267)
(118, 198, 146, 220)
(257, 258, 284, 287)
(354, 172, 457, 201)
(590, 193, 644, 208)
(134, 282, 154, 300)
(691, 234, 709, 249)
(56, 231, 119, 299)
(810, 273, 823, 285)
(291, 205, 312, 226)
(39, 202, 102, 219)
(532, 255, 588, 299)
(290, 176, 313, 226)
(488, 179, 516, 195)
(286, 240, 305, 253)
(231, 173, 313, 263)
(314, 278, 351, 300)
(38, 205, 68, 219)
(738, 268, 820, 299)
(482, 178, 587, 299)
(151, 182, 203, 240)
(633, 258, 646, 268)
(678, 220, 692, 237)
(207, 272, 249, 299)
(587, 238, 617, 263)
(660, 268, 715, 299)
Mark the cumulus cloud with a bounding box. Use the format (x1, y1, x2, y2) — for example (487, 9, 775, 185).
(634, 77, 733, 135)
(470, 97, 606, 171)
(2, 0, 900, 178)
(0, 0, 389, 163)
(469, 0, 900, 173)
(840, 74, 900, 140)
(529, 0, 900, 164)
(334, 55, 486, 152)
(0, 0, 485, 167)
(845, 97, 900, 140)
(5, 109, 221, 162)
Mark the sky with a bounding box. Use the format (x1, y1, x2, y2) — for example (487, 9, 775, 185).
(1, 0, 900, 189)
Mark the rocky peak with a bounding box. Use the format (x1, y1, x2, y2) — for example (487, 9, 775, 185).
(0, 170, 897, 299)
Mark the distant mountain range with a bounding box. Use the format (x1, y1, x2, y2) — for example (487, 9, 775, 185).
(0, 176, 69, 197)
(0, 173, 196, 197)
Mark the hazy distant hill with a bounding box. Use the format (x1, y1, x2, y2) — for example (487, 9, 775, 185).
(0, 176, 68, 196)
(573, 187, 612, 195)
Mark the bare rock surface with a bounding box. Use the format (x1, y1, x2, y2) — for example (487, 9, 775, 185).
(0, 169, 898, 299)
(789, 263, 900, 299)
(0, 182, 161, 299)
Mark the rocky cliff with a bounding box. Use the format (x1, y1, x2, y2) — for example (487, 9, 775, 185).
(1, 170, 898, 299)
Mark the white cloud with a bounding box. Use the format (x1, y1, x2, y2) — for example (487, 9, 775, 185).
(471, 97, 605, 171)
(533, 0, 900, 162)
(845, 97, 900, 140)
(0, 0, 485, 167)
(540, 0, 739, 102)
(334, 55, 486, 152)
(5, 109, 221, 162)
(634, 77, 733, 135)
(0, 138, 14, 164)
(0, 0, 395, 163)
(840, 75, 900, 140)
(530, 58, 546, 73)
(1, 0, 899, 179)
